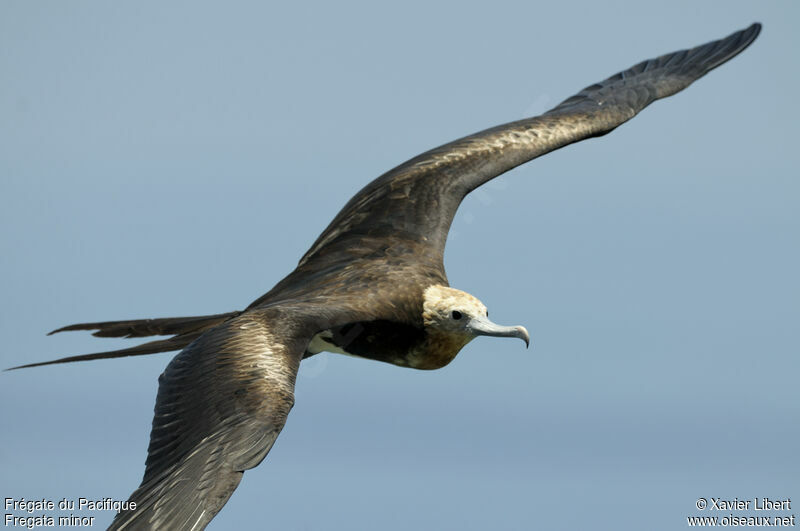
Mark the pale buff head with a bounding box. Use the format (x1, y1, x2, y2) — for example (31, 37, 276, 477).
(422, 285, 530, 346)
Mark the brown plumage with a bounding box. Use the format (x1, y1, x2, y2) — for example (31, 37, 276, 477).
(8, 24, 760, 530)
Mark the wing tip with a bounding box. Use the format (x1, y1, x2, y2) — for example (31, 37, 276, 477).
(703, 22, 762, 72)
(744, 22, 762, 39)
(731, 21, 762, 53)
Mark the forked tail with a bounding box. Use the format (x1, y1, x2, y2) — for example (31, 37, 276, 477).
(7, 311, 241, 370)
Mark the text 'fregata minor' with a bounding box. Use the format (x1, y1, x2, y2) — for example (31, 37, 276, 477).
(10, 23, 761, 530)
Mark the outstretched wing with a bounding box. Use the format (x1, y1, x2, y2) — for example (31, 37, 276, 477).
(109, 308, 314, 530)
(295, 24, 760, 275)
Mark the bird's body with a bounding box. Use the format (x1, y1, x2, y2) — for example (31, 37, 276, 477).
(10, 24, 761, 530)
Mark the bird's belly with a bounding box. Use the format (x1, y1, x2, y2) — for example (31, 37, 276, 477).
(307, 330, 355, 357)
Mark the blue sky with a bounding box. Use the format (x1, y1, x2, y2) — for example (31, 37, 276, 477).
(1, 1, 797, 529)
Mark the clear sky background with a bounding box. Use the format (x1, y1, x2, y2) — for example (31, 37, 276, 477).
(1, 2, 797, 530)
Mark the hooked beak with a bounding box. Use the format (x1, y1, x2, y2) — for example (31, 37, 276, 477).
(466, 315, 530, 348)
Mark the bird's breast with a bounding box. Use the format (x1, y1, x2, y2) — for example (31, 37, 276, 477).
(305, 320, 469, 370)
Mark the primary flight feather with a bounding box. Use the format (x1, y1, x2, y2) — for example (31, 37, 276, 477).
(10, 23, 760, 530)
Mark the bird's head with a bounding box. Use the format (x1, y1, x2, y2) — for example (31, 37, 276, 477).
(422, 285, 530, 348)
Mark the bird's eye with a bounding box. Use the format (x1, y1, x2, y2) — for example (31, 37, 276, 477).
(451, 310, 462, 320)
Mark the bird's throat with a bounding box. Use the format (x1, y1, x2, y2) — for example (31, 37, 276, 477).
(406, 328, 473, 370)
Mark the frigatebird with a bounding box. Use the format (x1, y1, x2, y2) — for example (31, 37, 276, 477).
(10, 24, 760, 529)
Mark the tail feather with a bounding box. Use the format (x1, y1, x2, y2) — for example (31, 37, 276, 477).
(48, 311, 239, 339)
(8, 311, 241, 371)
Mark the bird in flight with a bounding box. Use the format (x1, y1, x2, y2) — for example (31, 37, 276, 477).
(10, 23, 760, 530)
